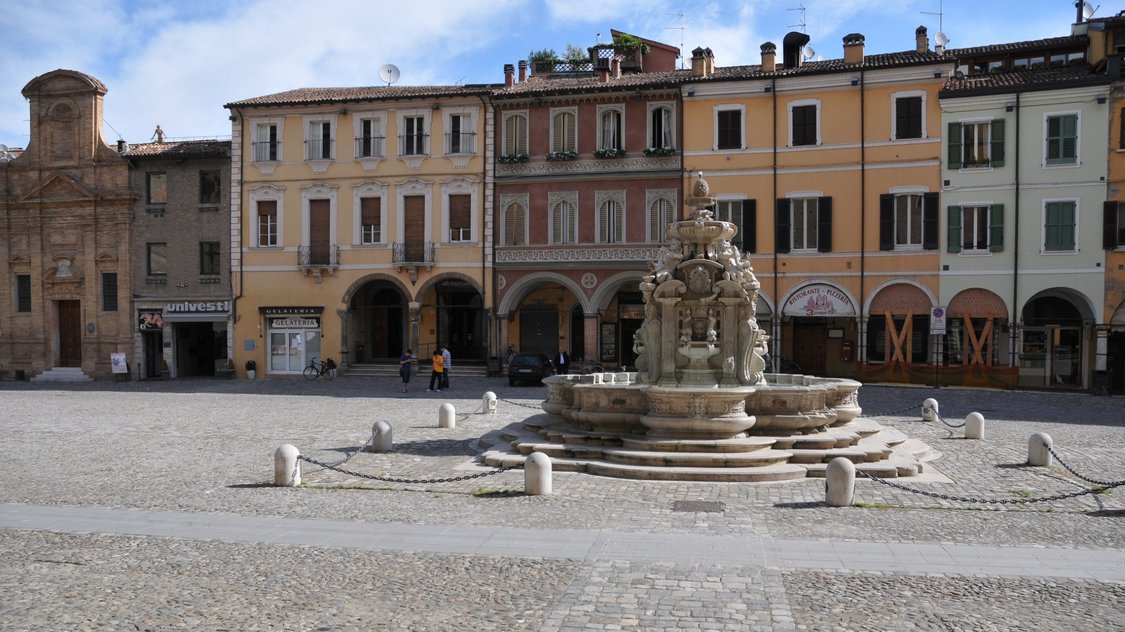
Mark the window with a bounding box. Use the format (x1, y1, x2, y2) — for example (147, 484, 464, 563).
(357, 117, 385, 158)
(714, 200, 756, 253)
(947, 204, 1003, 253)
(257, 200, 278, 247)
(550, 109, 577, 153)
(147, 243, 168, 276)
(306, 120, 332, 160)
(948, 120, 1005, 168)
(447, 113, 474, 154)
(200, 241, 221, 276)
(16, 274, 31, 313)
(648, 198, 674, 243)
(791, 103, 818, 146)
(597, 199, 623, 243)
(894, 95, 923, 140)
(146, 173, 167, 205)
(199, 170, 220, 208)
(716, 107, 742, 150)
(880, 193, 938, 250)
(550, 196, 579, 244)
(1044, 201, 1076, 252)
(401, 115, 427, 155)
(1045, 114, 1077, 165)
(449, 194, 472, 242)
(649, 105, 674, 150)
(598, 106, 623, 152)
(101, 272, 118, 311)
(503, 202, 527, 245)
(503, 113, 528, 156)
(254, 123, 279, 161)
(776, 197, 831, 253)
(360, 197, 382, 244)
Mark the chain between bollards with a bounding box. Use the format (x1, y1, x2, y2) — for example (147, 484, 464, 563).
(297, 453, 520, 484)
(855, 469, 1119, 504)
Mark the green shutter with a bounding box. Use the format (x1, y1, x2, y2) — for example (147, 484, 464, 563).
(990, 119, 1005, 167)
(922, 192, 939, 250)
(989, 204, 1004, 252)
(947, 122, 962, 169)
(947, 206, 962, 253)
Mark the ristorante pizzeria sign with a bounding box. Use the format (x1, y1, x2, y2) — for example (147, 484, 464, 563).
(783, 285, 856, 317)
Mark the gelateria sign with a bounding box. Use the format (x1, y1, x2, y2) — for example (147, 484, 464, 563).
(783, 285, 856, 317)
(270, 317, 320, 329)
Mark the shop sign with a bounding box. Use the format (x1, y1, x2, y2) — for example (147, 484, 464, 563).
(138, 311, 164, 331)
(783, 285, 855, 317)
(270, 317, 319, 329)
(165, 300, 230, 314)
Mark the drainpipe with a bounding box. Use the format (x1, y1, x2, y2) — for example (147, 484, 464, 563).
(1011, 93, 1021, 381)
(771, 76, 780, 371)
(858, 68, 867, 366)
(478, 93, 491, 362)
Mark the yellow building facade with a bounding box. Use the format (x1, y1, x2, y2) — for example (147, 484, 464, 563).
(682, 31, 952, 382)
(226, 87, 494, 377)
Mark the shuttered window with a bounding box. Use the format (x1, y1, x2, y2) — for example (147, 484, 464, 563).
(550, 200, 578, 244)
(551, 110, 576, 153)
(598, 200, 623, 244)
(504, 202, 526, 246)
(1044, 201, 1075, 251)
(360, 197, 381, 244)
(648, 198, 674, 243)
(449, 194, 472, 242)
(257, 200, 277, 247)
(504, 113, 528, 155)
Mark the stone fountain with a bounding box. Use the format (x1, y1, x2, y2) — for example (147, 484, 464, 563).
(480, 175, 938, 482)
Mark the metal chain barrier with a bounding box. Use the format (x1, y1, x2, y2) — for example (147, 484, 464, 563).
(865, 402, 925, 418)
(856, 469, 1117, 504)
(297, 453, 519, 484)
(498, 396, 544, 411)
(1043, 441, 1125, 488)
(310, 432, 377, 469)
(933, 412, 966, 429)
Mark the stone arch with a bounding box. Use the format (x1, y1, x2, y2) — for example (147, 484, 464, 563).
(589, 270, 647, 312)
(782, 279, 859, 317)
(865, 279, 936, 315)
(341, 272, 412, 306)
(414, 271, 483, 303)
(948, 288, 1008, 319)
(498, 272, 589, 315)
(1021, 287, 1095, 325)
(1112, 300, 1125, 326)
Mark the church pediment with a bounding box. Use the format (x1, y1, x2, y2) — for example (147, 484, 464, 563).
(18, 171, 97, 203)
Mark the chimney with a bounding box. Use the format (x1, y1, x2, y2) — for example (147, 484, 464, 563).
(915, 26, 929, 53)
(116, 139, 126, 153)
(690, 47, 708, 77)
(518, 60, 527, 83)
(782, 31, 810, 69)
(504, 64, 514, 88)
(598, 65, 611, 83)
(612, 56, 622, 79)
(705, 47, 715, 75)
(843, 33, 865, 65)
(761, 42, 777, 72)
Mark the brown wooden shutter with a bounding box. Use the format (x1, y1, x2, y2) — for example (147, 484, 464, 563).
(449, 194, 471, 240)
(257, 200, 276, 246)
(309, 199, 331, 264)
(404, 195, 426, 260)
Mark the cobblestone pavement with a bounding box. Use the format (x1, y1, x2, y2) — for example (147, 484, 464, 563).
(0, 376, 1123, 631)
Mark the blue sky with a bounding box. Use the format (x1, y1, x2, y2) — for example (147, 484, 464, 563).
(0, 0, 1110, 148)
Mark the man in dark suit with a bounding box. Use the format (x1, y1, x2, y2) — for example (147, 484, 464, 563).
(556, 349, 570, 375)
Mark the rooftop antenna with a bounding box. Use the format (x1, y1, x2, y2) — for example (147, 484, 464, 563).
(378, 64, 401, 86)
(665, 10, 686, 69)
(788, 4, 807, 33)
(922, 0, 948, 52)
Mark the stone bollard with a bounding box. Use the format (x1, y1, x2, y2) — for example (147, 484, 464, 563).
(825, 457, 855, 507)
(438, 403, 456, 428)
(1028, 432, 1053, 466)
(483, 391, 497, 414)
(274, 444, 301, 487)
(922, 398, 939, 422)
(525, 452, 552, 495)
(965, 412, 985, 439)
(371, 420, 393, 453)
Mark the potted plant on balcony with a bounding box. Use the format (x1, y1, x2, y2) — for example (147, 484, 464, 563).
(643, 146, 676, 157)
(245, 359, 257, 380)
(545, 150, 579, 161)
(594, 148, 626, 158)
(498, 153, 530, 164)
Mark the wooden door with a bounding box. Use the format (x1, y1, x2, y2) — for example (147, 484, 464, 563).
(519, 309, 558, 355)
(792, 322, 826, 376)
(309, 199, 330, 264)
(404, 195, 425, 262)
(58, 300, 82, 367)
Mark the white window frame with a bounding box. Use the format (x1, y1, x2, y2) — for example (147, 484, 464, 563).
(789, 196, 819, 252)
(1043, 110, 1080, 168)
(595, 190, 626, 244)
(249, 185, 285, 248)
(960, 118, 992, 167)
(502, 111, 529, 157)
(788, 98, 821, 147)
(548, 191, 579, 245)
(891, 90, 926, 141)
(647, 102, 676, 150)
(714, 104, 744, 151)
(1041, 197, 1079, 253)
(251, 117, 285, 170)
(442, 179, 478, 244)
(596, 104, 625, 152)
(894, 191, 925, 249)
(352, 181, 389, 246)
(396, 110, 431, 165)
(353, 112, 386, 167)
(444, 108, 476, 156)
(646, 189, 677, 243)
(550, 107, 578, 153)
(499, 193, 529, 246)
(960, 203, 991, 254)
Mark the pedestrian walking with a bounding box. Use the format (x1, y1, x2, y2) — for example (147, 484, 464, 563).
(441, 345, 452, 390)
(427, 349, 445, 391)
(399, 349, 414, 392)
(556, 348, 570, 375)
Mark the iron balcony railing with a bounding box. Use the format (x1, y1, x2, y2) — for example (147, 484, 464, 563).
(298, 244, 340, 267)
(398, 133, 429, 156)
(354, 135, 386, 158)
(445, 131, 477, 154)
(304, 138, 335, 161)
(252, 140, 279, 162)
(392, 241, 434, 264)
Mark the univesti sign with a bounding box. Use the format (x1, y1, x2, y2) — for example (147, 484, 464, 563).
(164, 300, 231, 313)
(783, 285, 855, 317)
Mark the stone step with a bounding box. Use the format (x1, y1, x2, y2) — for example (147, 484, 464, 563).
(344, 363, 490, 378)
(773, 432, 861, 451)
(804, 461, 909, 478)
(603, 448, 793, 468)
(585, 460, 808, 482)
(620, 436, 777, 454)
(30, 367, 93, 382)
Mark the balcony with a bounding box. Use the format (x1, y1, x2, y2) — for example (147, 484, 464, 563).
(392, 241, 434, 283)
(354, 135, 385, 158)
(298, 244, 340, 282)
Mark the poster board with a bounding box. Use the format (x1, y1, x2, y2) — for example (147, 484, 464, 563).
(110, 353, 128, 374)
(600, 323, 617, 362)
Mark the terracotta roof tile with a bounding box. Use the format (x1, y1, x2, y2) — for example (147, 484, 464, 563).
(225, 85, 494, 108)
(492, 70, 687, 98)
(940, 64, 1108, 97)
(946, 35, 1088, 58)
(125, 140, 231, 158)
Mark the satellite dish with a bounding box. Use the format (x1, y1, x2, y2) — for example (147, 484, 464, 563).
(0, 144, 7, 153)
(1082, 1, 1096, 19)
(378, 64, 401, 86)
(801, 45, 815, 60)
(934, 32, 949, 47)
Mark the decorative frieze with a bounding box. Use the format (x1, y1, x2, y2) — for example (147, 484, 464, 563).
(496, 246, 661, 263)
(495, 155, 679, 177)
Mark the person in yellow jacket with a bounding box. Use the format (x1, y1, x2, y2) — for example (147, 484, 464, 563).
(427, 349, 445, 391)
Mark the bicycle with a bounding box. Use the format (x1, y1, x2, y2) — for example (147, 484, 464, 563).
(303, 358, 337, 380)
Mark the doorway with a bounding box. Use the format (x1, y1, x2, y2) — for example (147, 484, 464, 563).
(58, 300, 82, 367)
(792, 321, 827, 376)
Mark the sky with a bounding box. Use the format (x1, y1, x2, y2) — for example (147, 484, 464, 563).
(0, 0, 1111, 148)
